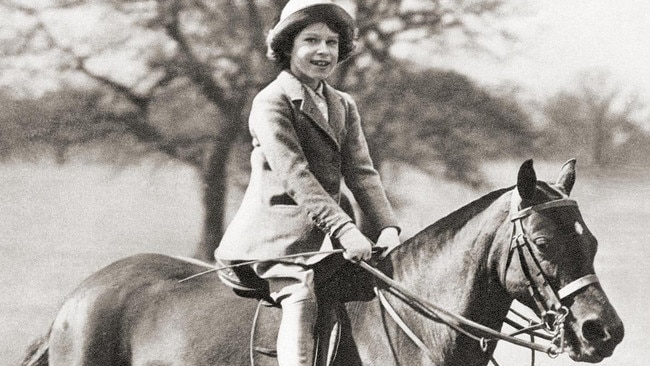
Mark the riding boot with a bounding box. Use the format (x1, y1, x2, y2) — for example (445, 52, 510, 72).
(277, 299, 318, 366)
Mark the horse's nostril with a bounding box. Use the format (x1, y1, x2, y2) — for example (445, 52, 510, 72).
(582, 319, 608, 342)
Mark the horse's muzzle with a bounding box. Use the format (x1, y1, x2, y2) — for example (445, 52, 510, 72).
(568, 315, 624, 362)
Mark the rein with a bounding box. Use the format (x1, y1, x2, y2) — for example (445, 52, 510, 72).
(361, 262, 555, 362)
(359, 193, 600, 365)
(177, 249, 344, 283)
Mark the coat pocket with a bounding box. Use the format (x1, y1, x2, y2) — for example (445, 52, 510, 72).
(269, 193, 298, 208)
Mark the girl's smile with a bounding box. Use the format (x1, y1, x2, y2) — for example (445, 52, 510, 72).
(289, 22, 340, 89)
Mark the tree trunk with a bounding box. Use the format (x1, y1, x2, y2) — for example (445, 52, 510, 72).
(193, 106, 243, 261)
(193, 145, 228, 261)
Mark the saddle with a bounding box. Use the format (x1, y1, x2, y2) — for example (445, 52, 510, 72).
(217, 254, 376, 366)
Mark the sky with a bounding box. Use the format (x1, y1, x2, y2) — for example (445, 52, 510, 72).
(399, 0, 650, 119)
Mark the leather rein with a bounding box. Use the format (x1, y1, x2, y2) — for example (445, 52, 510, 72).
(361, 192, 600, 365)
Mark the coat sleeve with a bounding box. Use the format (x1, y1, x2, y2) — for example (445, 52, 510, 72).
(249, 88, 353, 236)
(339, 92, 400, 233)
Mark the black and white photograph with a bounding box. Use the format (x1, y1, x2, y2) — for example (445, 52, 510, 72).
(1, 0, 645, 365)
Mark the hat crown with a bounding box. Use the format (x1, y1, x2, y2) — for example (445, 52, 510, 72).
(279, 0, 345, 22)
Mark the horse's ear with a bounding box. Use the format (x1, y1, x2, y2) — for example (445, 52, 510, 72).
(517, 159, 537, 201)
(556, 158, 576, 195)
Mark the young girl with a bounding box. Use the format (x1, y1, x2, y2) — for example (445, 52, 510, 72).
(215, 1, 400, 364)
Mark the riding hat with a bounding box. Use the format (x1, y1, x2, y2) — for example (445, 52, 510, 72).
(266, 0, 356, 65)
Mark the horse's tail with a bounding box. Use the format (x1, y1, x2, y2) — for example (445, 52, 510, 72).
(21, 334, 49, 366)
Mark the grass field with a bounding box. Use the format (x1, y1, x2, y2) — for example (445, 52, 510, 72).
(1, 158, 646, 365)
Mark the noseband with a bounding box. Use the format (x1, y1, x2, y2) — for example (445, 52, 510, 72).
(508, 193, 600, 352)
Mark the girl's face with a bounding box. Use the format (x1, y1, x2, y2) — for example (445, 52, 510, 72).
(289, 22, 340, 89)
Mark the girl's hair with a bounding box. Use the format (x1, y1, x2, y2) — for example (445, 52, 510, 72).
(266, 6, 356, 69)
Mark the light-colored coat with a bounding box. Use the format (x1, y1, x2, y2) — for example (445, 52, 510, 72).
(216, 71, 398, 262)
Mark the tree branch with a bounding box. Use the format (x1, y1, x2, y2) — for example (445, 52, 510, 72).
(161, 0, 230, 109)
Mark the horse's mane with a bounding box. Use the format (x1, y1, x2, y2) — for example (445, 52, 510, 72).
(420, 186, 514, 240)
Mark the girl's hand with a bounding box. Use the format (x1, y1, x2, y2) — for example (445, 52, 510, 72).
(335, 223, 373, 262)
(376, 227, 400, 257)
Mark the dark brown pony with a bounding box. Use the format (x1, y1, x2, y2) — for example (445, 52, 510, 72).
(22, 160, 623, 365)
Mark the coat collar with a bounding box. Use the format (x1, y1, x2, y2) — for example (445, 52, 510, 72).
(277, 71, 345, 149)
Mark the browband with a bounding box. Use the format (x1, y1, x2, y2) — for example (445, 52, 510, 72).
(511, 199, 578, 221)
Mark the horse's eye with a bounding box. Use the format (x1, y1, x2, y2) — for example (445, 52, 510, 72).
(533, 237, 550, 249)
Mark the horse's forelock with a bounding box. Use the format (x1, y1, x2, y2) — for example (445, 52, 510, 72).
(534, 181, 568, 203)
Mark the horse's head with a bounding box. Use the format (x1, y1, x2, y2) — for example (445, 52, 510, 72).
(502, 159, 624, 362)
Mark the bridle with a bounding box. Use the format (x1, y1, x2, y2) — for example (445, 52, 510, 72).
(506, 192, 600, 355)
(365, 190, 601, 365)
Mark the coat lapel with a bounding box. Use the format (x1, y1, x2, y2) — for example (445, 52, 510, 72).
(278, 71, 343, 149)
(324, 82, 345, 142)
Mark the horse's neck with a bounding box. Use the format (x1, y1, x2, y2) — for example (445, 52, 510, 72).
(392, 194, 511, 309)
(377, 192, 514, 363)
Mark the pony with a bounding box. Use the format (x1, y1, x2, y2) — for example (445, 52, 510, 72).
(22, 160, 623, 365)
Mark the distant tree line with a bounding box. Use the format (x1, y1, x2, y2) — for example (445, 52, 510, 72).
(537, 70, 649, 167)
